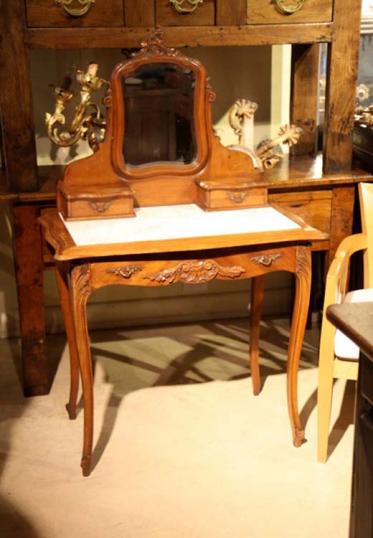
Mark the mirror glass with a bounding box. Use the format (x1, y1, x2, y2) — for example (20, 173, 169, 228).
(123, 63, 197, 166)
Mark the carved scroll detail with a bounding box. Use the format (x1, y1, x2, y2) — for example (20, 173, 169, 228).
(55, 0, 95, 17)
(106, 266, 142, 279)
(170, 0, 204, 14)
(134, 28, 181, 59)
(295, 246, 311, 277)
(71, 264, 91, 298)
(144, 260, 245, 285)
(274, 0, 306, 15)
(251, 254, 282, 267)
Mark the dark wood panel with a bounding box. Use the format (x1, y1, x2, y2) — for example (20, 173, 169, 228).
(216, 0, 247, 25)
(323, 0, 361, 173)
(0, 0, 38, 192)
(156, 0, 215, 26)
(125, 0, 155, 27)
(26, 0, 124, 27)
(12, 204, 49, 396)
(26, 23, 333, 48)
(248, 0, 333, 24)
(290, 44, 320, 156)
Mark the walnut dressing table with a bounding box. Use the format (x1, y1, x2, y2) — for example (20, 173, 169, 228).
(39, 34, 326, 475)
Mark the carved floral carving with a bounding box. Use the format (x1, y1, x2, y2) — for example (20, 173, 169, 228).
(134, 28, 181, 59)
(144, 260, 246, 284)
(251, 254, 282, 267)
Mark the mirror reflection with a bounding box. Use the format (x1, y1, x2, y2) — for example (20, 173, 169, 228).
(123, 63, 196, 166)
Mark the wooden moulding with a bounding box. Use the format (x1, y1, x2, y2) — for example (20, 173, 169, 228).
(57, 182, 134, 220)
(196, 179, 268, 211)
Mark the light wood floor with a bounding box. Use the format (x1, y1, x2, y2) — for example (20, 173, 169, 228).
(0, 318, 355, 537)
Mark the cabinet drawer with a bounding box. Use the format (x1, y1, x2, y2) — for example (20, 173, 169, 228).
(26, 0, 125, 28)
(248, 0, 333, 24)
(156, 0, 216, 26)
(269, 190, 332, 233)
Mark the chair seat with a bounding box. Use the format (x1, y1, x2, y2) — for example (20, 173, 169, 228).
(334, 288, 373, 359)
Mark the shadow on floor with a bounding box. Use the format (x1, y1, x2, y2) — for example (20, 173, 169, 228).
(0, 339, 43, 536)
(85, 317, 323, 470)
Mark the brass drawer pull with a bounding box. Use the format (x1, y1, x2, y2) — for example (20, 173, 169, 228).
(170, 0, 204, 14)
(55, 0, 95, 17)
(251, 254, 282, 267)
(89, 201, 112, 213)
(274, 0, 306, 15)
(227, 191, 248, 204)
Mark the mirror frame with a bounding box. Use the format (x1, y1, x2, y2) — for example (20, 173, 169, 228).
(110, 33, 210, 180)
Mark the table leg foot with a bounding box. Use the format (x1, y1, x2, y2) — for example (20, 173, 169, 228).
(81, 456, 91, 477)
(293, 428, 306, 447)
(66, 403, 77, 420)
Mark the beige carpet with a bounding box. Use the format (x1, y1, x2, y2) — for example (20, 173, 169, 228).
(0, 319, 354, 537)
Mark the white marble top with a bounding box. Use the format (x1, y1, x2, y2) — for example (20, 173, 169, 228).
(62, 204, 301, 247)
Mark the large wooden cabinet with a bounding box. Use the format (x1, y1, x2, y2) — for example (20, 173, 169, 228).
(0, 0, 368, 396)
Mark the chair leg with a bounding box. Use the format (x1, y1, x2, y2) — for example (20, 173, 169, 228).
(317, 317, 336, 463)
(71, 264, 93, 477)
(249, 276, 264, 395)
(55, 262, 80, 420)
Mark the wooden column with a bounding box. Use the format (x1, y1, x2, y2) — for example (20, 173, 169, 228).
(290, 44, 320, 157)
(323, 0, 361, 174)
(12, 205, 49, 396)
(0, 0, 38, 192)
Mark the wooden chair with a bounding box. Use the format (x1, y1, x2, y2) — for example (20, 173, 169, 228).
(317, 183, 373, 462)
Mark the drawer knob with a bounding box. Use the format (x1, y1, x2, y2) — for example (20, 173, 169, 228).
(274, 0, 306, 15)
(170, 0, 204, 14)
(55, 0, 95, 17)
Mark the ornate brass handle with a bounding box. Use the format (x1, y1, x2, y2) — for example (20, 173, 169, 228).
(55, 0, 95, 17)
(169, 0, 203, 14)
(274, 0, 306, 15)
(227, 191, 248, 204)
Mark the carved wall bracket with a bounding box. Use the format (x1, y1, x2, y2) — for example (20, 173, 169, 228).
(144, 260, 245, 285)
(46, 63, 108, 152)
(170, 0, 204, 14)
(55, 0, 95, 17)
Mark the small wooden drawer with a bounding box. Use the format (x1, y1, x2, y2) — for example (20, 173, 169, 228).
(26, 0, 125, 28)
(156, 0, 216, 26)
(248, 0, 333, 24)
(196, 180, 268, 211)
(58, 185, 135, 220)
(269, 190, 332, 233)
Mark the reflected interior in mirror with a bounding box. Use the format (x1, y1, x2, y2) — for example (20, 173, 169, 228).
(123, 63, 197, 166)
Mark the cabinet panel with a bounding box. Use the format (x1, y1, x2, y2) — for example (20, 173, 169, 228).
(216, 0, 247, 25)
(248, 0, 333, 24)
(269, 190, 332, 233)
(156, 0, 216, 26)
(26, 0, 125, 27)
(125, 0, 155, 27)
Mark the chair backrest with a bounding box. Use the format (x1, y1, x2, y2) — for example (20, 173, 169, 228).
(359, 182, 373, 287)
